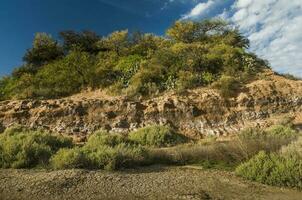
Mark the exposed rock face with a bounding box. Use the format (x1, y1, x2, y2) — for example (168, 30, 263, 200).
(0, 72, 301, 140)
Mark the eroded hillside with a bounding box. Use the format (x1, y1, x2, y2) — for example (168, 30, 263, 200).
(0, 71, 301, 141)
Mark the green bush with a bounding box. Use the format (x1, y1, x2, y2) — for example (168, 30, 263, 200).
(85, 131, 130, 148)
(51, 131, 148, 170)
(129, 125, 187, 147)
(235, 151, 302, 189)
(0, 126, 73, 168)
(51, 148, 89, 169)
(266, 124, 298, 137)
(114, 55, 142, 87)
(34, 50, 96, 98)
(83, 143, 148, 170)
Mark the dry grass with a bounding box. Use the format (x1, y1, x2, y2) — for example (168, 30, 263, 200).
(148, 126, 299, 169)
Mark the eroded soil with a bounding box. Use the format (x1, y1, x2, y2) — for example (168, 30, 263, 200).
(0, 166, 301, 200)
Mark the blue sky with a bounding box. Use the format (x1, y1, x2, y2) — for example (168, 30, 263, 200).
(0, 0, 301, 77)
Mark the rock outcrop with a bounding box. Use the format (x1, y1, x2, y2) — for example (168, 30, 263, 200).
(0, 72, 301, 141)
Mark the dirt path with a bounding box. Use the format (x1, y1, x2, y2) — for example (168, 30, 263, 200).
(0, 166, 301, 200)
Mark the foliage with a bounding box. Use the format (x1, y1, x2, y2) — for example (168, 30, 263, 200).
(51, 147, 89, 169)
(1, 19, 268, 100)
(82, 143, 147, 170)
(59, 30, 101, 54)
(85, 131, 131, 148)
(235, 151, 302, 189)
(129, 125, 188, 147)
(23, 33, 64, 67)
(0, 126, 73, 168)
(281, 137, 302, 159)
(51, 131, 148, 170)
(34, 50, 96, 98)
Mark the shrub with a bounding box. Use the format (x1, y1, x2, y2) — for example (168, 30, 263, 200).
(34, 50, 96, 98)
(235, 151, 302, 189)
(234, 125, 298, 158)
(281, 137, 302, 159)
(129, 125, 187, 147)
(266, 125, 297, 138)
(0, 127, 73, 168)
(51, 131, 148, 170)
(85, 131, 130, 148)
(114, 55, 142, 87)
(84, 143, 148, 170)
(51, 148, 89, 169)
(213, 75, 242, 98)
(83, 132, 148, 170)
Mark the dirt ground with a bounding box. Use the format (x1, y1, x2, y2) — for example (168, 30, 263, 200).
(0, 166, 301, 200)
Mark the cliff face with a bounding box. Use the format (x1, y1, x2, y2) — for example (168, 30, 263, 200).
(0, 72, 301, 141)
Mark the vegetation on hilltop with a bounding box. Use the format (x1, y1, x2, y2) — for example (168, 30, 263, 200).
(0, 19, 268, 100)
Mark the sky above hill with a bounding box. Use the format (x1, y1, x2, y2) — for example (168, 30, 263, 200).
(0, 0, 301, 77)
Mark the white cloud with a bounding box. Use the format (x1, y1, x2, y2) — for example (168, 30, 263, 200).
(183, 0, 302, 77)
(232, 0, 302, 76)
(182, 0, 216, 19)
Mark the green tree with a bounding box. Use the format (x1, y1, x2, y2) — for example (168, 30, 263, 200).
(103, 30, 129, 56)
(23, 33, 64, 67)
(35, 50, 96, 98)
(59, 30, 101, 54)
(166, 19, 229, 43)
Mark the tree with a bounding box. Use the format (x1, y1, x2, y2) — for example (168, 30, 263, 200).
(166, 20, 196, 43)
(104, 30, 129, 56)
(221, 29, 250, 49)
(166, 19, 231, 43)
(129, 33, 162, 57)
(23, 33, 64, 67)
(59, 30, 101, 54)
(35, 50, 96, 98)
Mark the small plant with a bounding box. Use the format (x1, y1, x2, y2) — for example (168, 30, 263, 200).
(129, 125, 188, 147)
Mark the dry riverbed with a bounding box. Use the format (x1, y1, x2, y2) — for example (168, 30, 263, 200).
(0, 166, 301, 200)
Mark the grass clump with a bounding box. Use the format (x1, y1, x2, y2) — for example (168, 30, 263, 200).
(0, 126, 73, 168)
(235, 151, 302, 189)
(129, 125, 188, 147)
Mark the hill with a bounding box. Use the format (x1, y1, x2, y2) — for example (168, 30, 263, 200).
(0, 70, 301, 142)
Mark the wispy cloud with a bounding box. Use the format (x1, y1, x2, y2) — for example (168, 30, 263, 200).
(183, 0, 302, 77)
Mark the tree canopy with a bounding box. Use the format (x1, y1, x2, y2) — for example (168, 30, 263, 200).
(0, 19, 267, 100)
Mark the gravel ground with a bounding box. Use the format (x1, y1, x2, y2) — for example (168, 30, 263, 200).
(0, 166, 301, 200)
